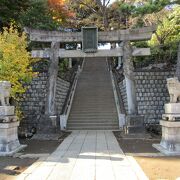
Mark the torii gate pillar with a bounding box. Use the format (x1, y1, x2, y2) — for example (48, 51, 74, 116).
(123, 41, 138, 115)
(37, 42, 60, 134)
(45, 42, 60, 116)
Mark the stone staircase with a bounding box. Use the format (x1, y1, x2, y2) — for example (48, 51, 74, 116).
(67, 58, 119, 130)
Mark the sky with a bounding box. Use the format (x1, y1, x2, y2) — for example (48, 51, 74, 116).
(109, 0, 116, 4)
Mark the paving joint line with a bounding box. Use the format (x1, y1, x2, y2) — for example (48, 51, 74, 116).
(69, 131, 88, 180)
(45, 131, 81, 180)
(104, 131, 117, 180)
(94, 131, 97, 180)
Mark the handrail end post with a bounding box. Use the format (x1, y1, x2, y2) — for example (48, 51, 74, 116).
(60, 115, 67, 130)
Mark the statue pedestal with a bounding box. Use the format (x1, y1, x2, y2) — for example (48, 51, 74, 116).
(0, 106, 17, 123)
(0, 121, 26, 156)
(0, 106, 14, 116)
(153, 120, 180, 155)
(153, 78, 180, 155)
(0, 81, 26, 156)
(162, 103, 180, 121)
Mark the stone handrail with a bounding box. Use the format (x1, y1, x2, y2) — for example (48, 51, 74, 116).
(108, 61, 126, 129)
(60, 60, 84, 130)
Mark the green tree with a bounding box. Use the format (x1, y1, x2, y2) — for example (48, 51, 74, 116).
(67, 0, 179, 30)
(0, 0, 30, 28)
(148, 5, 180, 63)
(133, 5, 180, 66)
(68, 0, 112, 30)
(20, 0, 59, 30)
(0, 24, 38, 97)
(149, 6, 180, 46)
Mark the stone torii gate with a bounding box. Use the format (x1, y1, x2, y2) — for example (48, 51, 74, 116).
(25, 26, 156, 131)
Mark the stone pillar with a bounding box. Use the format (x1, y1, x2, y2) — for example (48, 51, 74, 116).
(37, 42, 60, 134)
(45, 42, 60, 116)
(69, 58, 72, 69)
(123, 41, 138, 115)
(176, 43, 180, 80)
(117, 56, 123, 69)
(123, 42, 144, 134)
(111, 43, 116, 49)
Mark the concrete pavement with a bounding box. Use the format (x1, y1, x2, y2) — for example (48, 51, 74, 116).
(17, 131, 148, 180)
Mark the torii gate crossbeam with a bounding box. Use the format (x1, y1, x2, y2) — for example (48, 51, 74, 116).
(32, 48, 150, 59)
(25, 26, 156, 43)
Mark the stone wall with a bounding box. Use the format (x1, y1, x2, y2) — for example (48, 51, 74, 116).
(19, 73, 70, 131)
(118, 70, 175, 124)
(55, 77, 70, 115)
(135, 70, 175, 124)
(19, 72, 48, 130)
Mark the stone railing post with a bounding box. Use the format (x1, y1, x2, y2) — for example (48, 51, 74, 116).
(69, 58, 72, 69)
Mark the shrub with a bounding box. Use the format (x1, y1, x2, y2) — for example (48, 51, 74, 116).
(0, 24, 38, 99)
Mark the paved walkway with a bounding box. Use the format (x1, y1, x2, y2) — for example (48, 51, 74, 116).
(18, 131, 147, 180)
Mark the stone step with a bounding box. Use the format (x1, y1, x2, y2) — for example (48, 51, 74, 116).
(72, 101, 116, 104)
(73, 102, 114, 104)
(70, 110, 117, 113)
(68, 121, 118, 126)
(67, 124, 119, 127)
(68, 115, 118, 119)
(71, 107, 116, 110)
(70, 107, 116, 110)
(68, 114, 117, 118)
(73, 95, 114, 98)
(69, 113, 117, 116)
(68, 119, 118, 122)
(72, 101, 115, 104)
(67, 58, 118, 130)
(71, 105, 116, 108)
(70, 112, 117, 115)
(67, 126, 119, 130)
(73, 100, 114, 102)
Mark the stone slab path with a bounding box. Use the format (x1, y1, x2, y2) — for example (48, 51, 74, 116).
(17, 131, 148, 180)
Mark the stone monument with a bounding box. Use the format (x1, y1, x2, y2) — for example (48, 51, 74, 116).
(153, 77, 180, 155)
(0, 81, 26, 156)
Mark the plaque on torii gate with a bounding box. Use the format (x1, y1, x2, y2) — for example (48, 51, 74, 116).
(82, 27, 98, 53)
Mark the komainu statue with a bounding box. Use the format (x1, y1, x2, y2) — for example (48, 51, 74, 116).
(167, 77, 180, 103)
(0, 81, 11, 106)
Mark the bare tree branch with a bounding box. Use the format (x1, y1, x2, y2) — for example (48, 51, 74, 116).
(95, 0, 103, 6)
(105, 0, 111, 7)
(76, 0, 97, 13)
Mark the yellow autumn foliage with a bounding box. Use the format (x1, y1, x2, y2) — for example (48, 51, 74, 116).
(0, 24, 37, 99)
